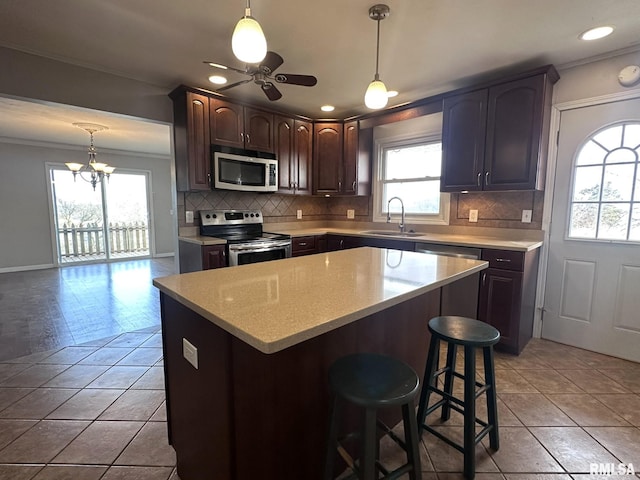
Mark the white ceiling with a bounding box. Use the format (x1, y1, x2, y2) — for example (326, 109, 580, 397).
(1, 0, 640, 153)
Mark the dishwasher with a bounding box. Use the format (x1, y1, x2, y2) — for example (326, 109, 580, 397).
(414, 243, 481, 319)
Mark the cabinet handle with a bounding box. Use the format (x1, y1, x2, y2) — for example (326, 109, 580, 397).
(485, 171, 490, 185)
(240, 132, 244, 142)
(477, 172, 481, 186)
(298, 242, 307, 247)
(246, 133, 251, 144)
(207, 173, 211, 186)
(495, 258, 511, 263)
(352, 181, 357, 191)
(482, 272, 487, 286)
(339, 240, 344, 249)
(338, 181, 342, 191)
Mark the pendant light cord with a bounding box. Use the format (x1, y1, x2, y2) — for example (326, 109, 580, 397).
(374, 17, 381, 80)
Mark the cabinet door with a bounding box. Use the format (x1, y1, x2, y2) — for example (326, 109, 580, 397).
(313, 122, 343, 194)
(342, 121, 359, 195)
(275, 115, 295, 192)
(202, 245, 227, 270)
(294, 120, 313, 195)
(210, 98, 244, 148)
(478, 268, 522, 352)
(184, 92, 211, 191)
(484, 75, 545, 190)
(245, 107, 274, 153)
(440, 89, 488, 192)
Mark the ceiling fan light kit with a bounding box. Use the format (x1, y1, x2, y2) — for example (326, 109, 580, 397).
(365, 4, 390, 110)
(232, 1, 267, 64)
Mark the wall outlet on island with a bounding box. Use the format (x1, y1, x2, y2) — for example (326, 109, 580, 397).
(182, 338, 198, 369)
(185, 210, 194, 223)
(469, 209, 478, 223)
(347, 209, 355, 219)
(296, 209, 303, 219)
(522, 209, 532, 223)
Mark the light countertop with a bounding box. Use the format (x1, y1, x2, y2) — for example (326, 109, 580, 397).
(153, 247, 487, 354)
(272, 228, 542, 251)
(179, 227, 542, 251)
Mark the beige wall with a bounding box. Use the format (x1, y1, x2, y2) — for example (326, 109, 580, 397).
(0, 141, 174, 271)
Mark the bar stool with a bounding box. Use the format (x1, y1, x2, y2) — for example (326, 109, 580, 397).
(324, 353, 422, 480)
(416, 316, 500, 480)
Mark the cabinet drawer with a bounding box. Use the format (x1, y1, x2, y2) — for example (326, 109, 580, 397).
(292, 236, 316, 254)
(481, 249, 524, 271)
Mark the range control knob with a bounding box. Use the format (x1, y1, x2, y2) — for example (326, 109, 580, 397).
(255, 213, 260, 217)
(212, 214, 217, 219)
(205, 214, 211, 219)
(244, 213, 249, 217)
(250, 213, 255, 217)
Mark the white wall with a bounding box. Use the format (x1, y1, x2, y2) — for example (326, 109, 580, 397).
(555, 49, 640, 104)
(0, 141, 174, 270)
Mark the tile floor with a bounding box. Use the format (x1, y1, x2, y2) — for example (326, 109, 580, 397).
(0, 259, 639, 479)
(1, 335, 639, 479)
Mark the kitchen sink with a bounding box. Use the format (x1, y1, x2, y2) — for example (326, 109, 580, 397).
(360, 230, 424, 237)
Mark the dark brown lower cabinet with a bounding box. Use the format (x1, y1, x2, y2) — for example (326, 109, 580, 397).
(179, 241, 227, 273)
(291, 235, 327, 256)
(478, 248, 539, 354)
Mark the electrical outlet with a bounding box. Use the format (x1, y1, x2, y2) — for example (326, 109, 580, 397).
(522, 209, 532, 223)
(185, 210, 194, 223)
(182, 338, 198, 369)
(296, 209, 303, 219)
(469, 209, 478, 223)
(347, 209, 355, 219)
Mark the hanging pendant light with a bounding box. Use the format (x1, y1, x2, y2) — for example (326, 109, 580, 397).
(65, 123, 114, 191)
(364, 4, 390, 110)
(232, 0, 267, 64)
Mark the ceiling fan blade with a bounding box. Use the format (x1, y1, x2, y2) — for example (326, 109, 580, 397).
(274, 73, 318, 87)
(203, 61, 247, 75)
(259, 51, 284, 75)
(215, 79, 252, 92)
(261, 83, 282, 101)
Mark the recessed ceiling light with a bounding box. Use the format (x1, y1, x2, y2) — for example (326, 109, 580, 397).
(579, 25, 614, 41)
(209, 75, 227, 85)
(321, 105, 335, 112)
(387, 90, 398, 98)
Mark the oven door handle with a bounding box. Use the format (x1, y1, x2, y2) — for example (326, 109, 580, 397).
(228, 241, 291, 252)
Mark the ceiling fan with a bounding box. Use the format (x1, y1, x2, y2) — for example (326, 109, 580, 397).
(204, 51, 317, 101)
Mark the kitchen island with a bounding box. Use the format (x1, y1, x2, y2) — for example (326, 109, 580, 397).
(153, 247, 487, 480)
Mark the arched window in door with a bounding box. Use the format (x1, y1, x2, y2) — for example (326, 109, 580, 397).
(568, 122, 640, 241)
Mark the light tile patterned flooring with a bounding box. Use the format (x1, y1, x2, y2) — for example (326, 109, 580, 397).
(1, 334, 639, 479)
(0, 259, 639, 479)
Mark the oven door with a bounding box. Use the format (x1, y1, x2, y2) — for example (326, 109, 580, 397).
(228, 241, 292, 266)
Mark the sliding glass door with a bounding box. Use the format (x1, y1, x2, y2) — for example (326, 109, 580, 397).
(49, 167, 151, 264)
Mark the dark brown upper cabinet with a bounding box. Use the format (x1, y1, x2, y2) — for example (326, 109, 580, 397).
(275, 115, 312, 195)
(441, 67, 558, 192)
(313, 120, 371, 196)
(313, 122, 343, 195)
(170, 90, 211, 191)
(210, 98, 274, 153)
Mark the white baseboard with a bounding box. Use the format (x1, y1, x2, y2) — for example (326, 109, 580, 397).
(0, 263, 55, 274)
(153, 252, 175, 258)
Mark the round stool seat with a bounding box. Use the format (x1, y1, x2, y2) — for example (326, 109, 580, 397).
(429, 316, 500, 347)
(329, 353, 419, 407)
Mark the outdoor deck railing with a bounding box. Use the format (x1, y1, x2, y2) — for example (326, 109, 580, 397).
(59, 222, 149, 258)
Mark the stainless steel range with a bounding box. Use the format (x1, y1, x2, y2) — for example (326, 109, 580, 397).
(199, 209, 291, 266)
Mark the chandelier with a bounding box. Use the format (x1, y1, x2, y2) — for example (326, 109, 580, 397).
(65, 123, 114, 191)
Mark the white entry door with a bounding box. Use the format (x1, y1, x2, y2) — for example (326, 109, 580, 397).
(543, 98, 640, 362)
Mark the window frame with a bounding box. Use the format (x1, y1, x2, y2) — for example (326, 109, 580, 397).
(373, 132, 450, 225)
(566, 121, 640, 244)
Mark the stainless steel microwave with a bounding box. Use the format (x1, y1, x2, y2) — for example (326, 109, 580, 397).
(212, 146, 278, 193)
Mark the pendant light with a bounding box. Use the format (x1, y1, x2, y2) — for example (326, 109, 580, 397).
(364, 4, 390, 110)
(232, 0, 267, 64)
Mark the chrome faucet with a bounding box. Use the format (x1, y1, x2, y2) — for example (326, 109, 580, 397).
(386, 196, 405, 233)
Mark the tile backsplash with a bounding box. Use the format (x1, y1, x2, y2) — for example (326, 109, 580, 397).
(179, 190, 543, 230)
